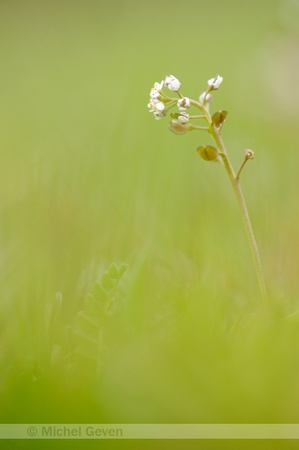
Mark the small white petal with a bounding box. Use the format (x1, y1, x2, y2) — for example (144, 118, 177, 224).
(165, 76, 172, 85)
(155, 101, 165, 112)
(172, 80, 181, 91)
(150, 90, 161, 100)
(176, 112, 189, 124)
(153, 80, 164, 91)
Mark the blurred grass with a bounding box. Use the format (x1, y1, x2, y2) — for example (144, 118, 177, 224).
(1, 0, 299, 447)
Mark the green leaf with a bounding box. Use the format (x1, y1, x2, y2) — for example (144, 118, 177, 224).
(76, 310, 99, 332)
(85, 293, 104, 317)
(197, 145, 219, 161)
(118, 263, 128, 279)
(212, 110, 228, 127)
(92, 282, 108, 302)
(71, 329, 98, 346)
(101, 272, 115, 291)
(108, 263, 119, 280)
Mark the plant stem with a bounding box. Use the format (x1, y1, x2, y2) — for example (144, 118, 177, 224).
(190, 98, 267, 304)
(210, 127, 268, 305)
(236, 158, 248, 181)
(189, 124, 209, 131)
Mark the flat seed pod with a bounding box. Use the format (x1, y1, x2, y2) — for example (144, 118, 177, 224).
(197, 145, 218, 161)
(212, 110, 228, 127)
(169, 122, 190, 135)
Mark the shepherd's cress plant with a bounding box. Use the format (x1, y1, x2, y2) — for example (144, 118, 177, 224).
(148, 75, 267, 304)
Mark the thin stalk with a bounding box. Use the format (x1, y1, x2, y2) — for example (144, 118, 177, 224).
(161, 89, 267, 303)
(210, 127, 268, 305)
(189, 98, 267, 303)
(189, 124, 209, 131)
(236, 158, 248, 181)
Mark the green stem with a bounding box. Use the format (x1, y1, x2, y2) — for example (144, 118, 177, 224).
(236, 158, 248, 181)
(210, 127, 268, 305)
(162, 90, 267, 302)
(189, 124, 209, 131)
(189, 97, 267, 303)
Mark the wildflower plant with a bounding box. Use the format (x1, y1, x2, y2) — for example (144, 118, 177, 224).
(148, 75, 267, 304)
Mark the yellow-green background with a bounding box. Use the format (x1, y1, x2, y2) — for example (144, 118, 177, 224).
(1, 0, 299, 448)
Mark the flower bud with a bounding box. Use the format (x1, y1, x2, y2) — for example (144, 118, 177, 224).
(199, 91, 212, 104)
(177, 97, 191, 111)
(165, 75, 181, 92)
(171, 112, 190, 124)
(244, 149, 254, 160)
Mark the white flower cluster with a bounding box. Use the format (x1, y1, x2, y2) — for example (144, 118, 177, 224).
(148, 75, 182, 120)
(148, 74, 223, 122)
(147, 80, 166, 120)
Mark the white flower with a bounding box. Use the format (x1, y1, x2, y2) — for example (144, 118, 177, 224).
(152, 81, 164, 92)
(199, 91, 212, 104)
(148, 80, 164, 105)
(165, 75, 181, 92)
(148, 80, 166, 119)
(148, 100, 165, 112)
(150, 90, 161, 102)
(207, 74, 223, 90)
(155, 102, 165, 112)
(177, 97, 190, 111)
(172, 112, 189, 124)
(154, 105, 167, 119)
(148, 100, 166, 119)
(147, 100, 155, 111)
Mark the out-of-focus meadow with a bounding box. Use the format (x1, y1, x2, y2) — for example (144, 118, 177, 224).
(1, 0, 299, 448)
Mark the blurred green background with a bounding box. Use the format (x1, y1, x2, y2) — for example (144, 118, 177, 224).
(1, 0, 299, 448)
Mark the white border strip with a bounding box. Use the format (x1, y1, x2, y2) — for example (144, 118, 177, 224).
(1, 424, 299, 439)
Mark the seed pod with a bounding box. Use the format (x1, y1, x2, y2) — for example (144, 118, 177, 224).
(197, 145, 219, 161)
(169, 122, 190, 135)
(212, 110, 228, 127)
